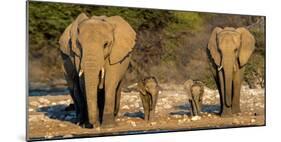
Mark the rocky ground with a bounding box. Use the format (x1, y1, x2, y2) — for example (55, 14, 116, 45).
(28, 83, 265, 141)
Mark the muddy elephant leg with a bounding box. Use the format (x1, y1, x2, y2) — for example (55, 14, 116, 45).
(189, 99, 195, 116)
(192, 97, 199, 116)
(194, 95, 201, 115)
(114, 79, 123, 117)
(232, 68, 244, 114)
(198, 98, 203, 114)
(218, 71, 232, 117)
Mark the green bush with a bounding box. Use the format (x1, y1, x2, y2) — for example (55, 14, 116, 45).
(28, 1, 265, 89)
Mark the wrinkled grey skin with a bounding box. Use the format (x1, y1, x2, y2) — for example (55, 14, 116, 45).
(184, 80, 204, 116)
(207, 27, 255, 117)
(137, 77, 160, 121)
(59, 13, 136, 128)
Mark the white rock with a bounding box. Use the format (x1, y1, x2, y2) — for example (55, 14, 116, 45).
(251, 118, 256, 123)
(67, 99, 72, 104)
(51, 102, 57, 105)
(191, 116, 201, 121)
(122, 105, 129, 109)
(96, 127, 101, 131)
(178, 119, 185, 124)
(38, 98, 50, 104)
(63, 134, 73, 138)
(58, 101, 67, 105)
(232, 118, 240, 124)
(45, 135, 54, 139)
(59, 123, 67, 127)
(172, 115, 182, 119)
(163, 104, 172, 109)
(30, 101, 40, 106)
(150, 122, 157, 126)
(161, 98, 167, 102)
(29, 108, 34, 112)
(130, 121, 136, 127)
(135, 103, 140, 108)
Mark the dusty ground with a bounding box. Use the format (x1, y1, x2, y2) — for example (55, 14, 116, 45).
(28, 83, 265, 141)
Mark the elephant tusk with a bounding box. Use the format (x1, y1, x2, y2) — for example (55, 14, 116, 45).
(79, 70, 83, 77)
(217, 65, 223, 71)
(101, 67, 105, 79)
(127, 83, 138, 89)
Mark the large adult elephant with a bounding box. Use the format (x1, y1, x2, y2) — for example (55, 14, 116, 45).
(207, 27, 255, 117)
(59, 13, 136, 128)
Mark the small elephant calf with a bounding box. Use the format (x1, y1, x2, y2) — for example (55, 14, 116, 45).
(137, 77, 160, 121)
(184, 80, 204, 116)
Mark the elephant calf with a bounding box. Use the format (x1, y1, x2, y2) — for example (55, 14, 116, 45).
(137, 77, 160, 121)
(184, 80, 204, 116)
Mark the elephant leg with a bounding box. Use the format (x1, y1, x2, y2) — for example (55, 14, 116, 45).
(192, 97, 199, 116)
(218, 71, 232, 117)
(114, 79, 123, 117)
(189, 99, 195, 116)
(103, 58, 130, 127)
(232, 68, 244, 114)
(140, 94, 150, 121)
(63, 72, 76, 111)
(198, 98, 203, 114)
(194, 96, 201, 115)
(103, 76, 119, 127)
(149, 95, 156, 121)
(61, 55, 84, 122)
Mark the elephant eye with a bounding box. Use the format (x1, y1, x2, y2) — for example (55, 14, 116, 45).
(104, 42, 108, 48)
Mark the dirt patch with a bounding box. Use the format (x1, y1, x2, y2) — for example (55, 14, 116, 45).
(27, 84, 265, 140)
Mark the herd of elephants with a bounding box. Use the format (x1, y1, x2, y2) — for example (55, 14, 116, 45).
(58, 13, 256, 129)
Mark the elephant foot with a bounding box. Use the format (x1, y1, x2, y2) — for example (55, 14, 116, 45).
(232, 107, 241, 114)
(101, 121, 117, 128)
(220, 108, 233, 117)
(114, 110, 119, 117)
(102, 114, 116, 128)
(65, 104, 75, 111)
(79, 121, 94, 129)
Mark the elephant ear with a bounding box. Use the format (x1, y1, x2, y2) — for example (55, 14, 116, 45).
(236, 27, 256, 67)
(59, 24, 72, 55)
(106, 16, 136, 64)
(137, 81, 146, 95)
(207, 27, 223, 66)
(70, 13, 89, 57)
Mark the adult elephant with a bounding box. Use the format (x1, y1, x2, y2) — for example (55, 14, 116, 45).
(59, 13, 136, 128)
(207, 27, 255, 117)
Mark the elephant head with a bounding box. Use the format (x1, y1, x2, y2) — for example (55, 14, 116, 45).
(208, 27, 255, 108)
(138, 76, 160, 110)
(59, 13, 136, 125)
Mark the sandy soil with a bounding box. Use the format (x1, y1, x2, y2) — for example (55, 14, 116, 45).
(27, 83, 265, 140)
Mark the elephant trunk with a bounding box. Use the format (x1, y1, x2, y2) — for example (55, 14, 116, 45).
(222, 55, 235, 107)
(82, 42, 105, 126)
(150, 88, 159, 110)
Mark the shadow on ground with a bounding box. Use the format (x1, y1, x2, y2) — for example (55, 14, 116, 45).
(124, 111, 145, 119)
(38, 104, 78, 124)
(170, 103, 221, 116)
